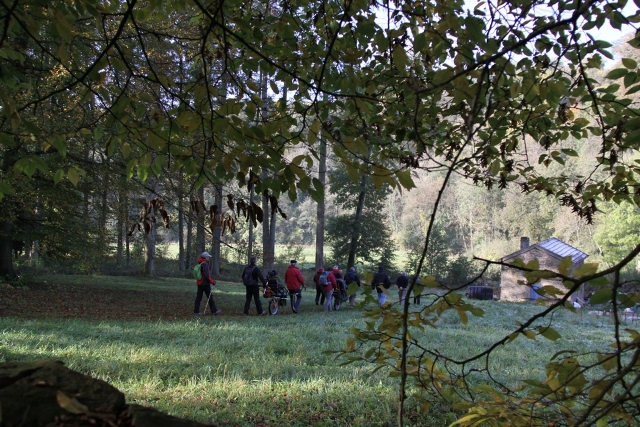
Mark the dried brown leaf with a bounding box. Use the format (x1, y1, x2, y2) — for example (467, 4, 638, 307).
(160, 209, 170, 228)
(252, 202, 263, 223)
(56, 390, 88, 414)
(278, 207, 287, 219)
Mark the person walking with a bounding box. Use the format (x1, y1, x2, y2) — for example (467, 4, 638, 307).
(332, 265, 347, 310)
(284, 259, 305, 313)
(371, 264, 391, 307)
(317, 267, 337, 312)
(242, 256, 267, 315)
(344, 266, 361, 308)
(413, 276, 422, 305)
(397, 271, 409, 307)
(313, 267, 326, 305)
(193, 252, 222, 315)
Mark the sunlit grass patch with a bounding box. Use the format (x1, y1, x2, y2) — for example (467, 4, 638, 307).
(0, 276, 623, 426)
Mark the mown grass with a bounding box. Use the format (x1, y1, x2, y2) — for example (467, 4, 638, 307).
(0, 275, 628, 426)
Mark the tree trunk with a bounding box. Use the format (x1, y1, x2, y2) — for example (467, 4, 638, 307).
(248, 186, 255, 263)
(186, 204, 193, 271)
(347, 174, 367, 270)
(315, 129, 327, 269)
(125, 195, 131, 267)
(144, 217, 156, 275)
(259, 69, 275, 270)
(143, 176, 158, 275)
(269, 204, 276, 268)
(116, 175, 127, 266)
(211, 183, 223, 276)
(0, 219, 16, 278)
(178, 180, 185, 272)
(195, 186, 206, 257)
(262, 184, 273, 269)
(98, 168, 109, 255)
(116, 194, 124, 266)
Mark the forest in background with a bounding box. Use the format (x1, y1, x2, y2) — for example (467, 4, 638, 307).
(7, 35, 640, 285)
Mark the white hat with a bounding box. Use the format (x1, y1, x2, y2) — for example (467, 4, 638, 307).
(201, 252, 212, 258)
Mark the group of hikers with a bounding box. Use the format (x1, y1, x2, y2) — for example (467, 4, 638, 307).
(193, 252, 419, 315)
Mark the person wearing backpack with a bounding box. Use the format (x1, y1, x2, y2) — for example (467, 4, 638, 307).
(313, 267, 326, 306)
(397, 271, 409, 307)
(241, 256, 267, 315)
(315, 267, 337, 312)
(332, 266, 348, 310)
(371, 264, 391, 307)
(193, 252, 222, 315)
(284, 259, 305, 313)
(344, 266, 361, 308)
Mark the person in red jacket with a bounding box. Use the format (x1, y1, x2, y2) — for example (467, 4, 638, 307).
(194, 252, 222, 315)
(284, 259, 305, 313)
(316, 267, 337, 312)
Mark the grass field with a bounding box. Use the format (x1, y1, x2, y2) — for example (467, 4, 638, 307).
(0, 275, 626, 426)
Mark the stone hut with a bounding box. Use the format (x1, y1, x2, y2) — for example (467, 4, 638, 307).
(500, 237, 588, 302)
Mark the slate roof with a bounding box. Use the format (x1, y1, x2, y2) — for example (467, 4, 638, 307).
(537, 238, 588, 263)
(502, 237, 588, 264)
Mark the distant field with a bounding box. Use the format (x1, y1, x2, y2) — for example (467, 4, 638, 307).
(0, 274, 624, 426)
(160, 242, 414, 272)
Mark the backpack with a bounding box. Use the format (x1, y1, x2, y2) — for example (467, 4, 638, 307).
(192, 262, 204, 281)
(345, 271, 357, 284)
(242, 265, 257, 286)
(318, 271, 329, 286)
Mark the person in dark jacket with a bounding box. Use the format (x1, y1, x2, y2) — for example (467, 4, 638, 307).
(332, 265, 347, 310)
(194, 252, 222, 315)
(344, 267, 361, 308)
(371, 264, 391, 307)
(242, 256, 267, 315)
(313, 267, 326, 305)
(396, 271, 409, 307)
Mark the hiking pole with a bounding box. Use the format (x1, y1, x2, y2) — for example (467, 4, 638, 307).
(203, 291, 213, 314)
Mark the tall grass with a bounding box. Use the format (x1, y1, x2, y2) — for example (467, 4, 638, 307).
(0, 276, 625, 426)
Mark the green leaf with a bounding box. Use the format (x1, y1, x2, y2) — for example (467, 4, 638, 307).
(489, 159, 501, 175)
(246, 80, 260, 92)
(525, 258, 540, 271)
(392, 45, 408, 71)
(395, 169, 415, 190)
(269, 80, 279, 95)
(561, 149, 578, 157)
(589, 288, 612, 305)
(606, 68, 628, 80)
(588, 276, 609, 287)
(53, 169, 64, 184)
(347, 282, 358, 296)
(121, 142, 131, 159)
(413, 32, 427, 52)
(622, 58, 638, 69)
(573, 262, 598, 278)
(456, 308, 469, 325)
(126, 159, 137, 179)
(67, 168, 79, 187)
(558, 256, 573, 276)
(0, 181, 15, 195)
(538, 326, 561, 341)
